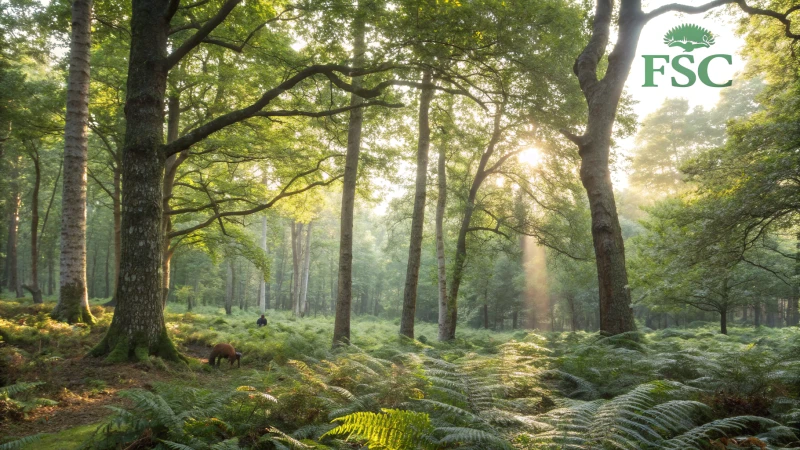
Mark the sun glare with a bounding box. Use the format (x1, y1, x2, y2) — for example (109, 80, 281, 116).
(518, 147, 543, 167)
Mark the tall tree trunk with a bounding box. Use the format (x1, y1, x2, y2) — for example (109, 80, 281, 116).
(300, 222, 313, 317)
(441, 106, 504, 341)
(275, 225, 288, 310)
(104, 164, 122, 306)
(259, 210, 267, 312)
(7, 159, 23, 298)
(23, 149, 43, 303)
(104, 228, 111, 298)
(566, 0, 647, 335)
(435, 136, 449, 340)
(89, 237, 99, 298)
(399, 70, 434, 339)
(52, 0, 94, 323)
(91, 1, 183, 362)
(291, 221, 303, 315)
(225, 260, 234, 315)
(333, 8, 366, 346)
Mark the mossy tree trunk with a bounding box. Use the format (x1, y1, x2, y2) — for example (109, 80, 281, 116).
(90, 0, 182, 362)
(52, 0, 95, 323)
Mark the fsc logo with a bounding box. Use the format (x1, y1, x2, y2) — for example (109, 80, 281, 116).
(642, 24, 733, 88)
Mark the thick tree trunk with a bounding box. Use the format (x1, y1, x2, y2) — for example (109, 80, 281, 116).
(52, 0, 94, 323)
(568, 0, 644, 335)
(23, 151, 43, 304)
(91, 0, 183, 362)
(399, 70, 434, 339)
(333, 9, 366, 346)
(435, 141, 449, 341)
(300, 222, 312, 317)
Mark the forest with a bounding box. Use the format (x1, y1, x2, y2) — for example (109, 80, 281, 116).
(1, 0, 800, 448)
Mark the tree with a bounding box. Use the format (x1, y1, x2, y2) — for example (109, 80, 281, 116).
(333, 5, 367, 346)
(52, 0, 95, 324)
(91, 0, 396, 362)
(399, 70, 433, 339)
(560, 0, 800, 336)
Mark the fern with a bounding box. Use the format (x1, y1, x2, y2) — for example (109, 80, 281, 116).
(323, 408, 437, 450)
(0, 434, 46, 450)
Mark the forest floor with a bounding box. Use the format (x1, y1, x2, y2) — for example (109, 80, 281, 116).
(2, 295, 799, 449)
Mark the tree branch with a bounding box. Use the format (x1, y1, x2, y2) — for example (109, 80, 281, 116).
(163, 64, 395, 157)
(165, 0, 242, 69)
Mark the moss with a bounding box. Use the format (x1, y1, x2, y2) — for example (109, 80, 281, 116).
(20, 423, 100, 449)
(90, 321, 188, 364)
(50, 283, 95, 325)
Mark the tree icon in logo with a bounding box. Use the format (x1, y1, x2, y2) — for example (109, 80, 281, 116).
(663, 24, 716, 52)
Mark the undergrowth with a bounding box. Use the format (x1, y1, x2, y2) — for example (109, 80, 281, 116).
(1, 297, 799, 449)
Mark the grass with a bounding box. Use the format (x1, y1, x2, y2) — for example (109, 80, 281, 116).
(20, 422, 100, 450)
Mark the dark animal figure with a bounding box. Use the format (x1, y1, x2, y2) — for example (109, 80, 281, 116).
(208, 343, 241, 368)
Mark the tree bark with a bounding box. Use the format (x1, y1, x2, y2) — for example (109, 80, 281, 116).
(435, 134, 449, 340)
(333, 8, 366, 346)
(90, 0, 183, 362)
(103, 226, 112, 297)
(566, 0, 647, 335)
(6, 160, 23, 298)
(52, 0, 95, 323)
(259, 206, 267, 313)
(300, 222, 313, 317)
(275, 225, 288, 310)
(399, 70, 434, 339)
(225, 259, 234, 315)
(104, 164, 122, 306)
(23, 148, 43, 304)
(291, 221, 303, 315)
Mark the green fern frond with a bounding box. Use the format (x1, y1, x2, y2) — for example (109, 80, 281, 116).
(0, 382, 45, 397)
(434, 426, 512, 450)
(0, 433, 46, 450)
(324, 408, 436, 450)
(159, 439, 196, 450)
(662, 416, 779, 449)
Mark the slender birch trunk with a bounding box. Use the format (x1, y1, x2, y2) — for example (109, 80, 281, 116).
(52, 0, 94, 323)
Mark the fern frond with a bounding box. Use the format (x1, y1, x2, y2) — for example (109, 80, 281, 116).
(434, 426, 512, 450)
(323, 408, 436, 450)
(0, 434, 46, 450)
